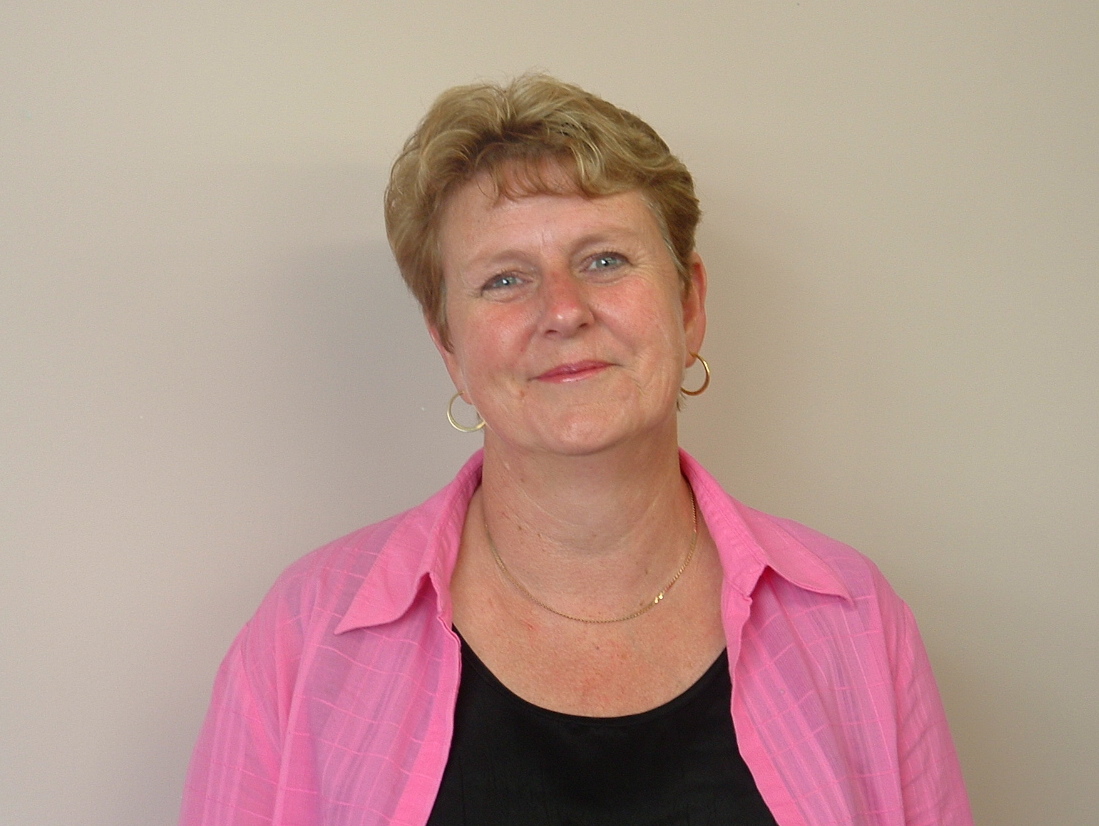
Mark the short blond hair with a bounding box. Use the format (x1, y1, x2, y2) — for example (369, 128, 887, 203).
(384, 74, 701, 347)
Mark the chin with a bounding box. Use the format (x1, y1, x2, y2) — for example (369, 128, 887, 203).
(521, 410, 675, 459)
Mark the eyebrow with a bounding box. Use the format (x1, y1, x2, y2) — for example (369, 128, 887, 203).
(459, 224, 649, 270)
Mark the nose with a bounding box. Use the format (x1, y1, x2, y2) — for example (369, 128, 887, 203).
(539, 267, 594, 336)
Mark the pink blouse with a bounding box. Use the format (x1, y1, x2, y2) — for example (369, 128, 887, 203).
(181, 450, 972, 825)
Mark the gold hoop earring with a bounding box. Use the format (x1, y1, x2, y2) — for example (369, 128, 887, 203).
(680, 353, 711, 396)
(447, 391, 485, 432)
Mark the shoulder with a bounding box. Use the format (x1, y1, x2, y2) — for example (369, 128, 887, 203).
(748, 502, 904, 607)
(732, 502, 917, 661)
(683, 448, 903, 618)
(231, 512, 410, 669)
(752, 507, 892, 590)
(235, 453, 481, 655)
(260, 514, 406, 623)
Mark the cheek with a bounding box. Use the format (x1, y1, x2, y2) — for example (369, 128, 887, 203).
(437, 324, 488, 393)
(446, 327, 503, 392)
(632, 289, 687, 347)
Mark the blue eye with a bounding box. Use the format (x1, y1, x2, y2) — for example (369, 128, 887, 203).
(588, 252, 625, 271)
(483, 273, 522, 291)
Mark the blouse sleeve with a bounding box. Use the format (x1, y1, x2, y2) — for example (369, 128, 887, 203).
(179, 624, 284, 826)
(877, 568, 974, 826)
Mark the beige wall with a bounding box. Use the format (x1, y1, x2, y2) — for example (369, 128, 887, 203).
(2, 3, 1096, 824)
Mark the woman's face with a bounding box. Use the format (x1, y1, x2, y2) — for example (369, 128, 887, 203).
(431, 169, 706, 460)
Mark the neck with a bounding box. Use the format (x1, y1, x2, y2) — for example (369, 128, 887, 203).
(476, 427, 695, 613)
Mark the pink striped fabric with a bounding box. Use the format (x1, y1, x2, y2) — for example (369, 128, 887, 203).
(181, 450, 972, 825)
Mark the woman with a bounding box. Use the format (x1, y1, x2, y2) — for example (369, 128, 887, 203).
(181, 75, 972, 825)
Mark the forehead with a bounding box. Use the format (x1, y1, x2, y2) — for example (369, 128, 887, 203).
(439, 182, 659, 262)
(439, 179, 659, 262)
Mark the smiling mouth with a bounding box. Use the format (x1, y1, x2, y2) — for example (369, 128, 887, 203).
(535, 361, 611, 382)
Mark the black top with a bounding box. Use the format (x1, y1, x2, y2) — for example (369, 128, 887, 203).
(426, 634, 778, 826)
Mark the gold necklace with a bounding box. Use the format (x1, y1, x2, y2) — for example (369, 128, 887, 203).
(484, 487, 699, 624)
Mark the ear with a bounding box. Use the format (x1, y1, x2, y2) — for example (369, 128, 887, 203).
(426, 317, 466, 396)
(682, 253, 708, 361)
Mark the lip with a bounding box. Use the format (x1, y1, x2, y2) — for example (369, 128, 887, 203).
(535, 360, 612, 383)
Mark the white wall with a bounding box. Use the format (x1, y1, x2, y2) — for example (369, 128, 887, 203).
(2, 3, 1096, 824)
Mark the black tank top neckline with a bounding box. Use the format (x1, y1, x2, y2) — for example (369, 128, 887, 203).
(425, 630, 778, 826)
